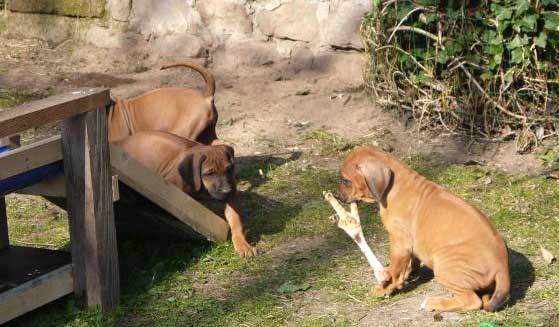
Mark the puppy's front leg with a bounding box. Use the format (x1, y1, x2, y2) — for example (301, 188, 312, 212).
(224, 196, 257, 257)
(371, 236, 412, 296)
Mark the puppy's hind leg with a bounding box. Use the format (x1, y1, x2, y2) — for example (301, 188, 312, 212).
(422, 290, 482, 312)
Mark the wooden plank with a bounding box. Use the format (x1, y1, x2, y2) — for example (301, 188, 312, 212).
(0, 197, 7, 250)
(0, 136, 61, 181)
(110, 145, 230, 243)
(16, 175, 67, 198)
(17, 175, 120, 201)
(62, 107, 119, 310)
(0, 264, 73, 325)
(0, 88, 111, 138)
(0, 246, 71, 292)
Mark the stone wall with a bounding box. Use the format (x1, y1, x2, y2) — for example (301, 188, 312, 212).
(1, 0, 371, 78)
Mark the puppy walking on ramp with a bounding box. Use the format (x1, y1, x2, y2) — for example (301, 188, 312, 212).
(335, 146, 510, 312)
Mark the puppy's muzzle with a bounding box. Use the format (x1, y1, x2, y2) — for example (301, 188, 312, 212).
(211, 187, 235, 201)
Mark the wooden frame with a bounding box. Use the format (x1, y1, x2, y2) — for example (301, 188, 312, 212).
(0, 89, 111, 139)
(0, 89, 119, 322)
(61, 107, 119, 308)
(0, 136, 62, 181)
(0, 264, 73, 325)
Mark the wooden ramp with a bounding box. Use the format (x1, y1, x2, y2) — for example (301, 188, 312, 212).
(5, 137, 230, 243)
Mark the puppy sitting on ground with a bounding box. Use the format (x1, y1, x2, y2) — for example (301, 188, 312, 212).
(335, 146, 510, 312)
(115, 131, 256, 257)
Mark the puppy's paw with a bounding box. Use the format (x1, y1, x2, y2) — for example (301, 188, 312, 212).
(374, 269, 392, 284)
(420, 297, 436, 312)
(368, 284, 393, 298)
(233, 237, 257, 257)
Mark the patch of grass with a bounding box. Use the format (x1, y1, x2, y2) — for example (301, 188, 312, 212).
(0, 87, 55, 110)
(540, 148, 559, 169)
(5, 195, 69, 249)
(5, 132, 559, 327)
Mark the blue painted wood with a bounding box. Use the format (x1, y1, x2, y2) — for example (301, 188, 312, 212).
(0, 161, 64, 196)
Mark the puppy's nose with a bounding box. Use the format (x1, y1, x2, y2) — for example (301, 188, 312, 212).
(334, 190, 343, 200)
(220, 187, 234, 195)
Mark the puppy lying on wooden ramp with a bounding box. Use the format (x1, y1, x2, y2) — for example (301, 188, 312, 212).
(115, 131, 256, 257)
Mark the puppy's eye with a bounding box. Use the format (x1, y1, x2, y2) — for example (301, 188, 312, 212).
(342, 179, 351, 186)
(206, 171, 215, 176)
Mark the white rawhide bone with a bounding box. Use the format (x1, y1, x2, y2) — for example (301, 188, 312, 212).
(323, 191, 388, 284)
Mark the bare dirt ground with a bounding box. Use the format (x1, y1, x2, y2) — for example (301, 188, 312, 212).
(0, 37, 546, 174)
(1, 37, 554, 327)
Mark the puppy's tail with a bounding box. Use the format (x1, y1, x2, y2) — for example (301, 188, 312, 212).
(482, 269, 510, 312)
(161, 61, 215, 98)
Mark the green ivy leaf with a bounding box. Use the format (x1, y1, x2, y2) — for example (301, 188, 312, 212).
(544, 12, 559, 31)
(498, 7, 513, 20)
(507, 34, 529, 49)
(520, 14, 538, 32)
(437, 51, 449, 64)
(494, 53, 503, 65)
(504, 69, 514, 84)
(486, 44, 504, 55)
(425, 13, 438, 24)
(445, 40, 464, 57)
(537, 61, 548, 71)
(482, 30, 498, 44)
(277, 281, 311, 294)
(534, 31, 548, 48)
(516, 0, 530, 15)
(510, 48, 524, 64)
(481, 71, 494, 81)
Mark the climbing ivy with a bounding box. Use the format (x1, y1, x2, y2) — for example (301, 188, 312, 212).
(362, 0, 559, 152)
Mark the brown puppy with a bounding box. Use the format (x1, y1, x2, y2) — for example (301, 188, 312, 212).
(108, 61, 219, 145)
(336, 146, 510, 312)
(115, 131, 256, 257)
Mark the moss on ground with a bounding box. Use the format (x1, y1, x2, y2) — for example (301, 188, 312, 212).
(0, 88, 54, 109)
(4, 129, 559, 327)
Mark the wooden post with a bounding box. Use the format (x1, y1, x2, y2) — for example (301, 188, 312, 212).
(0, 197, 8, 250)
(61, 107, 119, 310)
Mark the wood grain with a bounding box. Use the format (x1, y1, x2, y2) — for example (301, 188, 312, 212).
(62, 107, 119, 310)
(0, 264, 73, 325)
(0, 88, 111, 138)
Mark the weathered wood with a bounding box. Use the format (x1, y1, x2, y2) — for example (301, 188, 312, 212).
(17, 175, 120, 201)
(0, 264, 73, 325)
(0, 88, 111, 138)
(110, 145, 230, 243)
(62, 107, 119, 310)
(0, 197, 8, 250)
(0, 246, 71, 292)
(0, 136, 61, 181)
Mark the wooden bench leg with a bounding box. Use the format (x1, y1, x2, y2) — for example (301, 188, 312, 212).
(0, 197, 8, 250)
(61, 107, 119, 310)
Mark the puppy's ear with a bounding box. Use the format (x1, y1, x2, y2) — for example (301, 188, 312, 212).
(356, 160, 393, 208)
(216, 144, 235, 162)
(178, 153, 206, 192)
